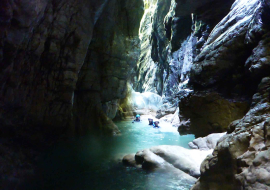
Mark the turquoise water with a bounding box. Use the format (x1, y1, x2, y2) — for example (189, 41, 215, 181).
(25, 119, 195, 190)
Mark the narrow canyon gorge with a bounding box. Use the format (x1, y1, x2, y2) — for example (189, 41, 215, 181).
(1, 0, 270, 189)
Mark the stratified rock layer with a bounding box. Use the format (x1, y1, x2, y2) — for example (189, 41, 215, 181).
(190, 0, 270, 189)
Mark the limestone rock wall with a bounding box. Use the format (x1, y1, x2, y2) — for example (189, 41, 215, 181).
(189, 0, 270, 189)
(134, 0, 172, 95)
(134, 0, 242, 137)
(72, 0, 144, 135)
(135, 0, 234, 96)
(179, 0, 270, 137)
(192, 76, 270, 190)
(0, 0, 144, 139)
(134, 0, 270, 188)
(0, 1, 144, 187)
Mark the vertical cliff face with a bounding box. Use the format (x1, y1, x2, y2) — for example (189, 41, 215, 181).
(190, 0, 270, 189)
(73, 0, 144, 135)
(135, 0, 270, 188)
(1, 0, 102, 135)
(0, 0, 144, 187)
(0, 0, 144, 138)
(135, 0, 236, 95)
(134, 0, 172, 95)
(178, 0, 268, 137)
(135, 0, 246, 136)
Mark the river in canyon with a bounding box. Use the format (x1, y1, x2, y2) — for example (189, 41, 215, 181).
(23, 119, 195, 190)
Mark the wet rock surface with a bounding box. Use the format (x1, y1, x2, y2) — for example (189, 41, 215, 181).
(159, 108, 181, 127)
(122, 145, 212, 182)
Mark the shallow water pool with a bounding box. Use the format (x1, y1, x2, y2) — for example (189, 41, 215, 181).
(25, 119, 195, 190)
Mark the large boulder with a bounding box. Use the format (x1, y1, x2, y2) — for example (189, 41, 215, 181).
(188, 133, 226, 150)
(122, 150, 197, 186)
(156, 102, 177, 119)
(123, 145, 212, 179)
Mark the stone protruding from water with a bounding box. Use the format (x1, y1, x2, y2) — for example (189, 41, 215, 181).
(188, 133, 226, 150)
(122, 145, 213, 183)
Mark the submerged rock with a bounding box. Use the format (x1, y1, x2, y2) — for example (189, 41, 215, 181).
(122, 154, 140, 168)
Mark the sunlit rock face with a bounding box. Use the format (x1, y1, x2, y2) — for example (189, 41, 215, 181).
(135, 0, 234, 96)
(177, 0, 270, 137)
(0, 0, 144, 137)
(190, 0, 265, 89)
(135, 0, 243, 137)
(134, 0, 172, 95)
